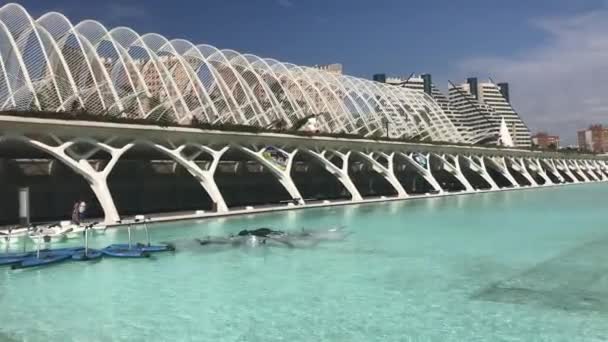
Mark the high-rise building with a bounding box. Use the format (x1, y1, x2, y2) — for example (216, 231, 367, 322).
(374, 73, 531, 147)
(450, 78, 531, 147)
(532, 132, 560, 149)
(577, 125, 608, 153)
(447, 81, 500, 145)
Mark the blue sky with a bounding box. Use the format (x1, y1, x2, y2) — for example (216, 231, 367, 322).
(16, 0, 608, 144)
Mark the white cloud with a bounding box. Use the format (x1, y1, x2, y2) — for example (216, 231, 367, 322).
(458, 8, 608, 144)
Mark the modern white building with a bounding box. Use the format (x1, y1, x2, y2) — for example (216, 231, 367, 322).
(450, 78, 531, 147)
(0, 3, 465, 143)
(373, 73, 531, 147)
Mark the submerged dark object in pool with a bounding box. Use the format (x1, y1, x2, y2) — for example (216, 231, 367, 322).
(11, 253, 72, 269)
(107, 243, 175, 253)
(71, 249, 103, 261)
(196, 226, 350, 249)
(101, 245, 151, 258)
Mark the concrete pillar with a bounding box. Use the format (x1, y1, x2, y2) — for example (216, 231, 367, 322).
(541, 159, 564, 183)
(23, 137, 132, 224)
(305, 149, 362, 201)
(240, 145, 304, 205)
(435, 154, 474, 192)
(152, 143, 230, 212)
(397, 152, 443, 193)
(485, 157, 519, 187)
(556, 159, 579, 183)
(507, 157, 538, 186)
(356, 151, 407, 197)
(462, 155, 499, 190)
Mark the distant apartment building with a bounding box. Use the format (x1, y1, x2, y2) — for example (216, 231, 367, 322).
(531, 132, 560, 149)
(372, 73, 531, 147)
(450, 78, 531, 147)
(577, 125, 608, 153)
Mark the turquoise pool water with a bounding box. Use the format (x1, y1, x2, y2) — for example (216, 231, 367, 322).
(1, 184, 608, 341)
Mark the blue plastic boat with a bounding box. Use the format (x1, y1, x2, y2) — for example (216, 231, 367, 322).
(0, 247, 83, 260)
(71, 249, 103, 261)
(0, 258, 24, 267)
(0, 251, 31, 259)
(107, 243, 175, 253)
(12, 253, 72, 269)
(101, 246, 150, 258)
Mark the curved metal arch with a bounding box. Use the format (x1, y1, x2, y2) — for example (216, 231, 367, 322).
(208, 48, 272, 126)
(36, 12, 109, 111)
(1, 4, 67, 110)
(225, 51, 293, 125)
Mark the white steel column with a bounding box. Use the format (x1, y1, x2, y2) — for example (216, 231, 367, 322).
(305, 149, 362, 201)
(240, 146, 305, 205)
(397, 152, 443, 193)
(541, 159, 565, 183)
(591, 160, 607, 180)
(507, 157, 538, 186)
(356, 151, 407, 197)
(151, 143, 230, 212)
(15, 136, 132, 224)
(461, 155, 499, 190)
(583, 160, 601, 181)
(485, 157, 520, 187)
(570, 160, 590, 182)
(528, 158, 553, 185)
(555, 159, 579, 183)
(434, 154, 474, 192)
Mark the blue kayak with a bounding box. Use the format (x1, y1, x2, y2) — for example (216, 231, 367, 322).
(107, 243, 175, 253)
(71, 249, 103, 261)
(101, 246, 150, 258)
(0, 247, 83, 260)
(0, 252, 31, 259)
(0, 258, 24, 267)
(12, 253, 72, 269)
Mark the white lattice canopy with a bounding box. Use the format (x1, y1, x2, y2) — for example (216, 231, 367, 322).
(0, 3, 464, 142)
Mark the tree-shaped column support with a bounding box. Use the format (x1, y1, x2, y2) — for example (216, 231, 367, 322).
(485, 157, 520, 187)
(397, 152, 443, 194)
(527, 158, 553, 185)
(151, 143, 230, 212)
(239, 145, 304, 205)
(11, 135, 133, 224)
(590, 161, 607, 180)
(356, 151, 407, 198)
(462, 155, 499, 190)
(555, 159, 579, 183)
(581, 160, 600, 181)
(304, 149, 362, 201)
(541, 159, 565, 183)
(506, 157, 537, 186)
(434, 154, 474, 192)
(570, 160, 590, 182)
